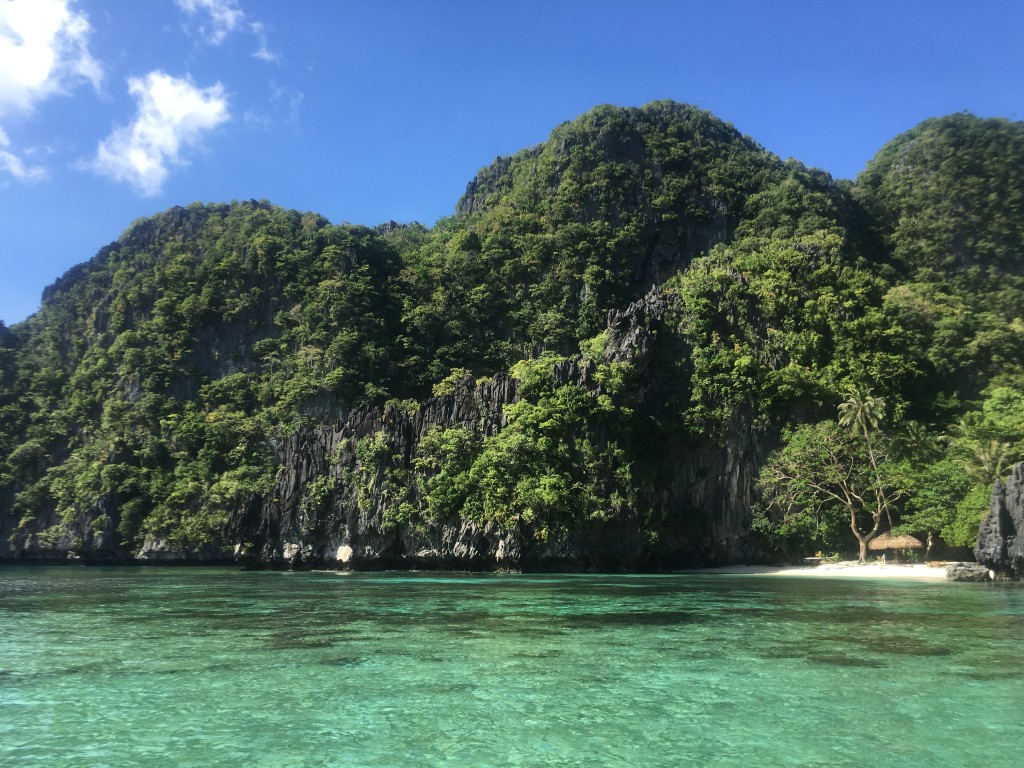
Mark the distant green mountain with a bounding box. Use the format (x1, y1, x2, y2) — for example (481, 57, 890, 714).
(1, 103, 1022, 568)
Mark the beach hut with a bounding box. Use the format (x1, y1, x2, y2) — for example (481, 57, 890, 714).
(869, 532, 925, 563)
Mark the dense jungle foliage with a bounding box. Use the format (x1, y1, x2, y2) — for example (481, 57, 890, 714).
(1, 102, 1021, 561)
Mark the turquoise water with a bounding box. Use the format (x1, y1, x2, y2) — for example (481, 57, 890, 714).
(1, 568, 1022, 768)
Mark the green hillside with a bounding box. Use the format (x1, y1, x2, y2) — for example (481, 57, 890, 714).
(1, 104, 1022, 566)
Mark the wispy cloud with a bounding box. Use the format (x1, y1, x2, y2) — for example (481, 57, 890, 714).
(175, 0, 244, 45)
(0, 0, 101, 180)
(86, 71, 229, 196)
(0, 127, 45, 181)
(243, 81, 303, 131)
(176, 0, 280, 62)
(271, 81, 303, 126)
(249, 21, 280, 64)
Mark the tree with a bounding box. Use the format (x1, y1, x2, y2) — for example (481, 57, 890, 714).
(838, 388, 896, 530)
(464, 381, 632, 538)
(964, 440, 1015, 486)
(758, 420, 907, 562)
(897, 456, 970, 560)
(926, 385, 1024, 549)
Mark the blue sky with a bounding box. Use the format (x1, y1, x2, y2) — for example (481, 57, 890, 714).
(1, 0, 1022, 325)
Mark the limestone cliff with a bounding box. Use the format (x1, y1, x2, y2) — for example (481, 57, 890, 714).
(975, 463, 1024, 578)
(223, 288, 766, 570)
(0, 285, 769, 568)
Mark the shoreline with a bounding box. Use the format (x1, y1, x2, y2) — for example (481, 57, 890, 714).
(685, 562, 951, 580)
(0, 558, 969, 580)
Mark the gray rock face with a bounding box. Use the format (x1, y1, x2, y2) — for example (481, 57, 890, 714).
(945, 562, 991, 582)
(604, 287, 667, 365)
(136, 536, 228, 563)
(226, 287, 766, 570)
(975, 463, 1024, 578)
(0, 496, 125, 562)
(2, 287, 768, 570)
(228, 374, 527, 570)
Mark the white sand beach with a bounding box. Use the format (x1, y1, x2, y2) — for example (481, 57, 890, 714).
(687, 562, 952, 580)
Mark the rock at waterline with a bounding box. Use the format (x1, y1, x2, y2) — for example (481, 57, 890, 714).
(974, 463, 1024, 579)
(945, 562, 991, 582)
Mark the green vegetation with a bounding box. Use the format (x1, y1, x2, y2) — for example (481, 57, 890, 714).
(461, 358, 636, 539)
(752, 115, 1024, 559)
(2, 203, 406, 550)
(350, 357, 637, 543)
(1, 103, 1022, 562)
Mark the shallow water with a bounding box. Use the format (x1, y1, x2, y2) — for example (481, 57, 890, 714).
(1, 567, 1021, 767)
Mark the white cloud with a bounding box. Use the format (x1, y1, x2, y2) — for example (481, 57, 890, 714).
(175, 0, 243, 45)
(0, 127, 45, 181)
(87, 71, 229, 196)
(0, 149, 46, 181)
(176, 1, 280, 62)
(0, 0, 102, 115)
(249, 21, 279, 64)
(0, 0, 101, 181)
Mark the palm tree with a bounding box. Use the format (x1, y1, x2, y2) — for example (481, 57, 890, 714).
(838, 388, 886, 438)
(939, 413, 982, 447)
(893, 420, 941, 461)
(965, 440, 1015, 486)
(838, 388, 896, 533)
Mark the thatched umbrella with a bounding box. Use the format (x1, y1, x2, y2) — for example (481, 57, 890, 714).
(869, 533, 924, 551)
(869, 532, 924, 562)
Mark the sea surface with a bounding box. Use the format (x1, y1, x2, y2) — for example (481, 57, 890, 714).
(1, 567, 1021, 768)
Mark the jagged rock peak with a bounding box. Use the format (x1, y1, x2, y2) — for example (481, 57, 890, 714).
(975, 463, 1024, 578)
(603, 287, 669, 365)
(375, 220, 411, 234)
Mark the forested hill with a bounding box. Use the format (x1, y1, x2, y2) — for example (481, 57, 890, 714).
(1, 102, 1022, 569)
